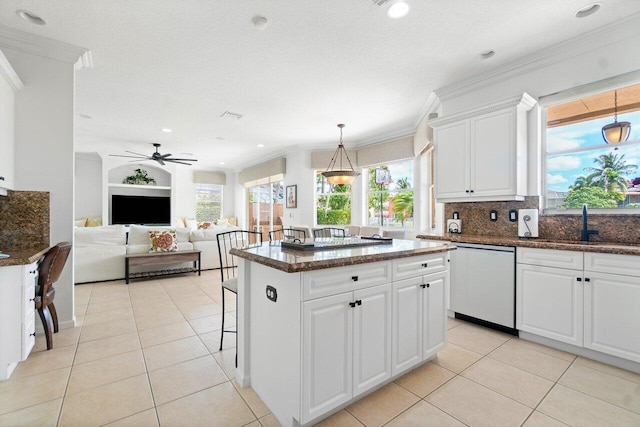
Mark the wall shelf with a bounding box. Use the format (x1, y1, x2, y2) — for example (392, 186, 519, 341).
(108, 183, 170, 190)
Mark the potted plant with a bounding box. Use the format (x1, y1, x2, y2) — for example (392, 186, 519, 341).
(123, 168, 156, 185)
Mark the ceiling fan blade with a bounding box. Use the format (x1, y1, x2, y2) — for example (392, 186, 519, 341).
(128, 159, 151, 163)
(165, 159, 194, 165)
(124, 150, 151, 157)
(156, 158, 166, 166)
(109, 154, 149, 159)
(159, 153, 173, 159)
(166, 158, 198, 162)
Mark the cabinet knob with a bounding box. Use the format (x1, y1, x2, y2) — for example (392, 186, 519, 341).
(584, 277, 591, 282)
(0, 176, 4, 181)
(470, 190, 474, 193)
(351, 276, 358, 282)
(577, 277, 582, 282)
(349, 302, 356, 308)
(30, 332, 36, 337)
(29, 270, 37, 275)
(420, 284, 426, 289)
(356, 300, 362, 306)
(29, 297, 35, 302)
(465, 190, 470, 193)
(426, 283, 430, 288)
(421, 263, 428, 268)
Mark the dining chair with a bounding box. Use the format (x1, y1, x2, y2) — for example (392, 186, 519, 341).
(312, 227, 346, 238)
(268, 227, 307, 242)
(216, 230, 262, 364)
(36, 241, 72, 350)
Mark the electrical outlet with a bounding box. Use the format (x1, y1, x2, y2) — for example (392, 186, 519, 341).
(266, 285, 278, 302)
(490, 210, 498, 221)
(509, 209, 518, 222)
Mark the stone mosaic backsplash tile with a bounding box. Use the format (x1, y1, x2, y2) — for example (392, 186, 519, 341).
(444, 196, 640, 244)
(0, 190, 50, 250)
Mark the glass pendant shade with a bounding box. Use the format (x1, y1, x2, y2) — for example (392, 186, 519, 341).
(602, 90, 631, 144)
(322, 124, 360, 185)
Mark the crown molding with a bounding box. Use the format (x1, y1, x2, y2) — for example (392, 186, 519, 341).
(0, 25, 92, 68)
(0, 48, 23, 91)
(414, 92, 441, 127)
(435, 12, 640, 103)
(429, 93, 537, 127)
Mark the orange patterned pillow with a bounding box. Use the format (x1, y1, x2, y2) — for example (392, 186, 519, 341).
(198, 222, 213, 229)
(149, 230, 178, 252)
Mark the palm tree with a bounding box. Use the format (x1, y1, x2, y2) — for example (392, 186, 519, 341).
(392, 191, 413, 226)
(584, 153, 637, 194)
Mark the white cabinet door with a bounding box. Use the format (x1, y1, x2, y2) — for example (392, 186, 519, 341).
(392, 277, 423, 376)
(353, 284, 391, 397)
(584, 272, 640, 363)
(516, 264, 583, 346)
(422, 272, 447, 359)
(434, 120, 469, 200)
(469, 109, 516, 197)
(302, 293, 353, 423)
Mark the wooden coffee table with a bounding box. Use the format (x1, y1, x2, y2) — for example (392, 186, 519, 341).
(124, 250, 201, 284)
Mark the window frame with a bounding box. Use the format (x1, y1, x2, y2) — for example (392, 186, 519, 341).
(540, 75, 640, 215)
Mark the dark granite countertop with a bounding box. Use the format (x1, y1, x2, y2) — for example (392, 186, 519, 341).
(230, 239, 456, 273)
(417, 234, 640, 256)
(0, 246, 50, 267)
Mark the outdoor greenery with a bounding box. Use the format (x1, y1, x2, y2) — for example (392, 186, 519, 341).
(195, 183, 222, 222)
(562, 153, 637, 208)
(368, 166, 414, 227)
(316, 175, 351, 225)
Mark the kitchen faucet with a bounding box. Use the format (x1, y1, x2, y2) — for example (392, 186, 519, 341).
(581, 204, 599, 241)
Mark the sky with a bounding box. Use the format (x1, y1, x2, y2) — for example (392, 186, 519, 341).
(546, 110, 640, 193)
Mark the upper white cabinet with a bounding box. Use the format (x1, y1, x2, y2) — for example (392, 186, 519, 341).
(0, 50, 24, 191)
(430, 93, 536, 202)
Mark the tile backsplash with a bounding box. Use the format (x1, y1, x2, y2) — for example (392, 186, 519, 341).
(444, 196, 640, 244)
(0, 190, 50, 249)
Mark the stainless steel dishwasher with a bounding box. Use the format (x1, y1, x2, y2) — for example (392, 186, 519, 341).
(450, 243, 516, 333)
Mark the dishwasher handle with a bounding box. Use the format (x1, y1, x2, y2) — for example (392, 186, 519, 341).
(455, 243, 515, 253)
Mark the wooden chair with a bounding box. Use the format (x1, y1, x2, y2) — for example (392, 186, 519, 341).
(312, 227, 346, 238)
(216, 230, 262, 364)
(268, 228, 307, 242)
(36, 242, 72, 350)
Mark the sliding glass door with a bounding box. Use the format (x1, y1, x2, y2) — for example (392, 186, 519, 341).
(247, 180, 284, 242)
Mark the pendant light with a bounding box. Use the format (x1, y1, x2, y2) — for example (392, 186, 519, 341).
(602, 90, 631, 144)
(322, 124, 360, 185)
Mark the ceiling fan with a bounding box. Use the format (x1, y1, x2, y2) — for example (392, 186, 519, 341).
(109, 143, 198, 166)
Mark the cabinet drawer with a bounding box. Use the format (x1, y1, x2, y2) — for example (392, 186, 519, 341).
(23, 282, 35, 317)
(584, 252, 640, 277)
(392, 254, 446, 281)
(22, 310, 35, 360)
(302, 261, 392, 300)
(516, 248, 583, 270)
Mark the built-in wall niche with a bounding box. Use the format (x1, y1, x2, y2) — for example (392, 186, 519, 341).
(108, 164, 172, 225)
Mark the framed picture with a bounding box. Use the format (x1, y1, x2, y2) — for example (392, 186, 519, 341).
(286, 185, 297, 208)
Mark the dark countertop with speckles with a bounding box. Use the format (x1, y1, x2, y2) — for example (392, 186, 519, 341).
(230, 239, 456, 273)
(0, 246, 50, 267)
(417, 234, 640, 255)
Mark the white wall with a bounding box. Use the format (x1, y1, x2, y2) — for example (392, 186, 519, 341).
(5, 47, 77, 329)
(283, 150, 316, 227)
(75, 153, 102, 218)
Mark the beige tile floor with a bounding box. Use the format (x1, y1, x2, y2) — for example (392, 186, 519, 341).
(1, 271, 640, 426)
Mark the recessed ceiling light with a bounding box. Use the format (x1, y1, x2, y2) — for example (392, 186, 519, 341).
(387, 1, 410, 18)
(219, 162, 226, 165)
(78, 114, 92, 119)
(478, 50, 496, 60)
(16, 9, 46, 25)
(162, 128, 172, 133)
(220, 111, 244, 120)
(257, 144, 265, 148)
(216, 136, 226, 141)
(575, 3, 601, 18)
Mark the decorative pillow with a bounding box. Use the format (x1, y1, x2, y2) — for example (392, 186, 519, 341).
(74, 218, 87, 227)
(185, 218, 198, 230)
(217, 218, 229, 227)
(175, 217, 187, 228)
(86, 217, 102, 227)
(228, 217, 237, 226)
(198, 222, 214, 229)
(149, 230, 178, 252)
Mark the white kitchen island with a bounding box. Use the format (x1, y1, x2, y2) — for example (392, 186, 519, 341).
(231, 239, 455, 427)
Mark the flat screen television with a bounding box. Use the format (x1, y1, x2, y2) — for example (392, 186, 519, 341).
(111, 195, 171, 225)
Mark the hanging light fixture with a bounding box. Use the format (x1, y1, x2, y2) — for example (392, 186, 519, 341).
(602, 90, 631, 144)
(322, 124, 360, 185)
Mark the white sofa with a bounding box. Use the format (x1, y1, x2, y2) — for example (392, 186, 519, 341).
(74, 224, 240, 284)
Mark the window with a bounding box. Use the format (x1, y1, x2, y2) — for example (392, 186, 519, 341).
(316, 173, 351, 225)
(367, 159, 414, 228)
(195, 183, 223, 221)
(545, 84, 640, 209)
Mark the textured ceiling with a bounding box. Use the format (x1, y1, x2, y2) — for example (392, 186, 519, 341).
(1, 0, 640, 170)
